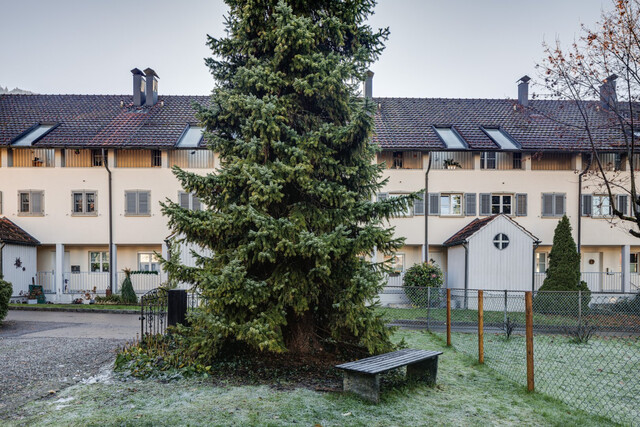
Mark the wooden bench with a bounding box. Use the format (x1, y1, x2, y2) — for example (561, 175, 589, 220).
(335, 348, 442, 403)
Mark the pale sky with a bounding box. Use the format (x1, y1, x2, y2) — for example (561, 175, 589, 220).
(0, 0, 608, 98)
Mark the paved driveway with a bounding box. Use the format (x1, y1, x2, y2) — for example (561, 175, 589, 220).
(0, 310, 139, 420)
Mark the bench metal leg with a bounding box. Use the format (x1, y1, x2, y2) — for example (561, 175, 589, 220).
(406, 357, 438, 386)
(343, 371, 380, 403)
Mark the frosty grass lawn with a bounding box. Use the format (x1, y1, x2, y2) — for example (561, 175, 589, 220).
(447, 332, 639, 426)
(8, 331, 614, 427)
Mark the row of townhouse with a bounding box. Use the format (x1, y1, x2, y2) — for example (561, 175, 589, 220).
(0, 69, 638, 301)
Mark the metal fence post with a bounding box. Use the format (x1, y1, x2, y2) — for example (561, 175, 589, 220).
(525, 291, 534, 392)
(446, 288, 452, 346)
(426, 287, 431, 331)
(478, 289, 484, 364)
(503, 289, 508, 326)
(578, 289, 582, 327)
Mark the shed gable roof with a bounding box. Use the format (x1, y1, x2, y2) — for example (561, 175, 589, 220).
(443, 214, 537, 247)
(0, 218, 40, 246)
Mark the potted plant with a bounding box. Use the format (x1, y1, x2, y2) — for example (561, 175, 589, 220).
(27, 285, 44, 304)
(81, 286, 97, 304)
(444, 158, 461, 169)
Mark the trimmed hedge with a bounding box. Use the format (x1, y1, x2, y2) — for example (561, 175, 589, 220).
(402, 262, 443, 307)
(0, 275, 12, 324)
(121, 269, 138, 304)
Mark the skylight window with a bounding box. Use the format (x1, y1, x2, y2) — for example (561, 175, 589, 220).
(12, 124, 56, 147)
(433, 127, 467, 149)
(482, 127, 520, 150)
(177, 126, 204, 148)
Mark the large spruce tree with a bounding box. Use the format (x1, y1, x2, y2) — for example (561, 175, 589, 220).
(161, 0, 411, 358)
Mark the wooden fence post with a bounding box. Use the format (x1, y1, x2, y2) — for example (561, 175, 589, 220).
(446, 288, 451, 347)
(525, 291, 534, 392)
(478, 290, 484, 364)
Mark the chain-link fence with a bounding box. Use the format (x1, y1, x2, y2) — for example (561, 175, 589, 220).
(378, 286, 640, 425)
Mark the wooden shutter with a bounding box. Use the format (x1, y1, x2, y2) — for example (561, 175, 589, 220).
(554, 193, 565, 216)
(479, 193, 491, 216)
(31, 191, 43, 214)
(542, 194, 554, 217)
(582, 194, 592, 216)
(515, 193, 527, 216)
(192, 195, 202, 211)
(125, 192, 137, 214)
(428, 193, 440, 215)
(465, 193, 476, 216)
(138, 191, 150, 214)
(413, 193, 425, 215)
(179, 192, 190, 209)
(617, 194, 628, 216)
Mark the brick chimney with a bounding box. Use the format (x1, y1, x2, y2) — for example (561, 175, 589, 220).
(364, 71, 374, 99)
(131, 68, 146, 107)
(599, 74, 618, 110)
(144, 68, 159, 107)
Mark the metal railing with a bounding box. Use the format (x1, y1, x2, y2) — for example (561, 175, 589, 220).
(35, 271, 56, 294)
(116, 272, 163, 294)
(140, 288, 168, 337)
(60, 271, 163, 294)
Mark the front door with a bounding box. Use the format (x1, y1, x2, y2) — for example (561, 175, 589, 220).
(581, 252, 602, 291)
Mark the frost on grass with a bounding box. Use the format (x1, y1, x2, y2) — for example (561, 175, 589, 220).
(7, 331, 611, 427)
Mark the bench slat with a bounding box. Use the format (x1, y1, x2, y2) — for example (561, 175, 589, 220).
(336, 349, 442, 375)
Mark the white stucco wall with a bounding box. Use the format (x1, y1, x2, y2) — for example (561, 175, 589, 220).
(2, 243, 37, 296)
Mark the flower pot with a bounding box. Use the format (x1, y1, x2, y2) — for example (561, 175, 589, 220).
(447, 165, 456, 170)
(82, 299, 91, 305)
(28, 299, 37, 305)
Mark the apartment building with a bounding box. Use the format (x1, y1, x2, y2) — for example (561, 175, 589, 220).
(0, 70, 637, 300)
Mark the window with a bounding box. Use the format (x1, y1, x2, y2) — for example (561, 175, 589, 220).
(493, 233, 509, 250)
(480, 152, 497, 169)
(513, 152, 522, 169)
(440, 194, 462, 216)
(384, 254, 405, 274)
(138, 253, 160, 272)
(541, 193, 565, 217)
(389, 194, 412, 217)
(179, 192, 202, 211)
(177, 126, 204, 148)
(433, 127, 467, 149)
(89, 251, 109, 272)
(151, 150, 162, 167)
(11, 124, 56, 147)
(392, 151, 403, 169)
(491, 194, 512, 215)
(631, 254, 638, 273)
(125, 191, 151, 215)
(18, 190, 44, 215)
(482, 127, 520, 150)
(92, 149, 105, 167)
(72, 191, 97, 215)
(592, 195, 612, 217)
(536, 252, 548, 273)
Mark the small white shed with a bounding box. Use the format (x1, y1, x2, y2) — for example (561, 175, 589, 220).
(443, 214, 539, 294)
(0, 218, 40, 297)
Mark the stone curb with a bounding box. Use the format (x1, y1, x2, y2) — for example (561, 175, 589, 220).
(9, 306, 139, 314)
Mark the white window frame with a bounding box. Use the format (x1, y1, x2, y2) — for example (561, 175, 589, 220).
(389, 193, 412, 217)
(631, 253, 639, 273)
(138, 252, 160, 272)
(440, 193, 463, 216)
(89, 251, 109, 273)
(480, 152, 497, 169)
(178, 191, 202, 211)
(491, 194, 513, 215)
(71, 191, 97, 216)
(17, 190, 44, 216)
(536, 252, 548, 273)
(592, 194, 612, 217)
(541, 193, 566, 217)
(385, 253, 405, 274)
(124, 190, 151, 216)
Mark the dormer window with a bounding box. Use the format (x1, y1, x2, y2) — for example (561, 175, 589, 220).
(433, 127, 467, 150)
(177, 125, 204, 148)
(11, 124, 56, 147)
(481, 127, 520, 150)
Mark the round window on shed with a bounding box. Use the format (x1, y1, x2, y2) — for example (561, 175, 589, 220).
(493, 233, 509, 250)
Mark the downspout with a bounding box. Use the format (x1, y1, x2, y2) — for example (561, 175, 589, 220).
(577, 154, 592, 254)
(424, 153, 432, 263)
(532, 240, 541, 292)
(0, 242, 5, 279)
(102, 148, 113, 294)
(462, 240, 469, 309)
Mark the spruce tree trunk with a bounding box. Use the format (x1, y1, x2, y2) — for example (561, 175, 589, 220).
(285, 310, 322, 354)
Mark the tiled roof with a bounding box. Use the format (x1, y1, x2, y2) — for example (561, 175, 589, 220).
(0, 94, 210, 148)
(373, 98, 630, 151)
(0, 218, 40, 246)
(442, 216, 497, 247)
(0, 94, 631, 151)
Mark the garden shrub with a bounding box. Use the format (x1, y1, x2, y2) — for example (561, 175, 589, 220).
(120, 269, 138, 304)
(402, 262, 443, 307)
(95, 294, 124, 305)
(0, 274, 12, 324)
(533, 216, 591, 315)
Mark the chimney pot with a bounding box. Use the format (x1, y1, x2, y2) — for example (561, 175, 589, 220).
(364, 71, 374, 99)
(144, 68, 159, 107)
(517, 75, 530, 107)
(131, 68, 146, 107)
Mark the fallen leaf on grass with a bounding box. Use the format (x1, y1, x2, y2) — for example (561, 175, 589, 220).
(342, 412, 352, 417)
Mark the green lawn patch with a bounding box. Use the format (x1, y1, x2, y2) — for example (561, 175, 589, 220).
(8, 331, 613, 426)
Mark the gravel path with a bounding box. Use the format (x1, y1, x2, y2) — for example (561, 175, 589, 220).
(0, 312, 136, 420)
